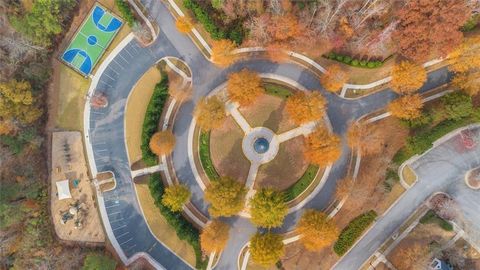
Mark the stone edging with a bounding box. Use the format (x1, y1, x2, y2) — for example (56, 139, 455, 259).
(465, 168, 480, 190)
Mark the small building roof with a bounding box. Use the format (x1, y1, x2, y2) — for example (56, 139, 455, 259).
(56, 180, 72, 200)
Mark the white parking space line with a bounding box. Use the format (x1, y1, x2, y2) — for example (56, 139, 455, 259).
(108, 211, 122, 216)
(91, 111, 105, 115)
(110, 217, 124, 223)
(125, 244, 136, 251)
(107, 66, 119, 75)
(124, 47, 134, 58)
(118, 54, 130, 64)
(119, 238, 133, 246)
(116, 231, 130, 238)
(147, 242, 157, 252)
(112, 59, 125, 69)
(103, 72, 115, 81)
(112, 224, 127, 231)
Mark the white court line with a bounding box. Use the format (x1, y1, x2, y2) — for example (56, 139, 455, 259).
(120, 238, 133, 245)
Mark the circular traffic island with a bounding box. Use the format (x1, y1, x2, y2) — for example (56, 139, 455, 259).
(194, 79, 329, 206)
(465, 167, 480, 190)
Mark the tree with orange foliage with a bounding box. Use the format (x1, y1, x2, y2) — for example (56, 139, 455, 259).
(449, 36, 480, 96)
(211, 39, 238, 67)
(394, 0, 470, 62)
(391, 61, 427, 94)
(320, 64, 349, 92)
(200, 219, 230, 254)
(0, 120, 15, 135)
(295, 209, 339, 251)
(346, 122, 386, 155)
(304, 128, 341, 166)
(285, 91, 327, 125)
(266, 42, 289, 63)
(149, 130, 176, 156)
(388, 94, 424, 120)
(227, 69, 263, 106)
(334, 177, 353, 201)
(193, 96, 226, 131)
(175, 16, 193, 34)
(265, 13, 302, 42)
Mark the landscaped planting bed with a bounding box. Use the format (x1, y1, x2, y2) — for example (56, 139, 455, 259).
(148, 173, 207, 269)
(141, 73, 169, 166)
(334, 210, 378, 256)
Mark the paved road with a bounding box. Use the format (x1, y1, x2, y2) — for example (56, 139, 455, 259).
(87, 0, 454, 269)
(333, 127, 480, 270)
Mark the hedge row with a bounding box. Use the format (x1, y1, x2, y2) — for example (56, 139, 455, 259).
(394, 116, 476, 165)
(141, 74, 169, 166)
(199, 132, 219, 180)
(284, 165, 318, 202)
(115, 0, 136, 26)
(333, 210, 377, 256)
(148, 173, 208, 269)
(183, 0, 243, 44)
(326, 52, 384, 69)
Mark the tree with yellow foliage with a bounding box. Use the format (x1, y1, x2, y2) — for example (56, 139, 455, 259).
(295, 209, 339, 251)
(175, 16, 193, 33)
(320, 64, 349, 93)
(200, 219, 230, 254)
(0, 79, 42, 124)
(161, 184, 190, 212)
(193, 96, 227, 131)
(448, 36, 480, 96)
(346, 122, 386, 155)
(204, 177, 246, 217)
(391, 61, 427, 94)
(250, 188, 287, 229)
(304, 128, 342, 166)
(227, 69, 263, 106)
(249, 232, 285, 268)
(285, 91, 327, 125)
(0, 120, 15, 135)
(149, 130, 176, 156)
(211, 39, 238, 67)
(388, 94, 424, 120)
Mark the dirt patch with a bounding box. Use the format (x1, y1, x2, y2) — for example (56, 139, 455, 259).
(387, 223, 456, 269)
(209, 116, 250, 183)
(134, 175, 196, 266)
(239, 94, 297, 134)
(255, 136, 309, 191)
(125, 66, 162, 165)
(51, 132, 105, 243)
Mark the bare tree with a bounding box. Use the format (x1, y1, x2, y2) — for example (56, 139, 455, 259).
(310, 0, 350, 35)
(350, 0, 390, 30)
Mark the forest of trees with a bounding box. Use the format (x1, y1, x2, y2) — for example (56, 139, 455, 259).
(0, 1, 116, 269)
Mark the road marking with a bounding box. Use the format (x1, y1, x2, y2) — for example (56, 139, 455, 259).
(108, 211, 121, 216)
(124, 47, 134, 58)
(112, 224, 127, 231)
(125, 244, 136, 251)
(110, 217, 124, 223)
(107, 66, 119, 75)
(118, 54, 130, 64)
(147, 242, 157, 252)
(119, 238, 133, 245)
(103, 72, 115, 81)
(116, 231, 130, 238)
